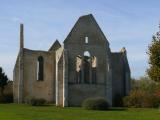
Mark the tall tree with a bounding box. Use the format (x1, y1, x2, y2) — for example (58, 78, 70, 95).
(0, 67, 8, 96)
(147, 25, 160, 82)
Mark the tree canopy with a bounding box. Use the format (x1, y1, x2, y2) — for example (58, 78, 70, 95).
(147, 33, 160, 82)
(0, 67, 9, 96)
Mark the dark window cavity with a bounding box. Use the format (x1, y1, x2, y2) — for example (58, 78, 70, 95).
(37, 56, 44, 81)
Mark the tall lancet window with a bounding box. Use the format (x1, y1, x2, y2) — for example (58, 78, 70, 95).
(37, 56, 44, 81)
(83, 51, 91, 84)
(76, 55, 82, 84)
(91, 56, 97, 84)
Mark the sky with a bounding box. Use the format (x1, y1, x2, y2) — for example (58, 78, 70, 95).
(0, 0, 160, 80)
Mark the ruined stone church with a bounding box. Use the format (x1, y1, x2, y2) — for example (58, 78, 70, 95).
(13, 14, 131, 107)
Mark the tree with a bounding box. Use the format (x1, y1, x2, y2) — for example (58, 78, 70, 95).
(0, 67, 9, 96)
(147, 32, 160, 82)
(131, 76, 158, 92)
(123, 76, 160, 108)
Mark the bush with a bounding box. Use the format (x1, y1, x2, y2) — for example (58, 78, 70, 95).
(0, 94, 13, 103)
(28, 98, 46, 106)
(125, 77, 160, 108)
(123, 89, 160, 108)
(0, 95, 5, 103)
(82, 98, 109, 110)
(153, 90, 160, 107)
(123, 90, 147, 108)
(4, 93, 13, 103)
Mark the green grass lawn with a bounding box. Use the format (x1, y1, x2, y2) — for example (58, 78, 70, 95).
(0, 104, 160, 120)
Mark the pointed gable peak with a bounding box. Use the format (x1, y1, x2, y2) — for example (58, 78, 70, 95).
(78, 14, 96, 24)
(79, 14, 93, 19)
(63, 14, 109, 45)
(49, 39, 61, 51)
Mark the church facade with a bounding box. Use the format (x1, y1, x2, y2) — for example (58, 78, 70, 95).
(13, 14, 131, 107)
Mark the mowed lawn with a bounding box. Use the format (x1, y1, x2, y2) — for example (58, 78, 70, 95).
(0, 104, 160, 120)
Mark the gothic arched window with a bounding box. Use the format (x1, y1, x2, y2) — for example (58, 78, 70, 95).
(75, 51, 97, 84)
(37, 56, 44, 81)
(83, 51, 91, 84)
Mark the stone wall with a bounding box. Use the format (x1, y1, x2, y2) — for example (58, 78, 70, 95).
(13, 45, 58, 103)
(13, 54, 19, 102)
(13, 14, 131, 107)
(64, 14, 112, 106)
(68, 84, 106, 106)
(16, 48, 55, 102)
(111, 52, 131, 106)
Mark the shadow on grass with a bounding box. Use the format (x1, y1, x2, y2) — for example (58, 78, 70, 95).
(92, 108, 126, 111)
(30, 104, 55, 107)
(108, 107, 126, 111)
(80, 107, 127, 111)
(30, 105, 126, 111)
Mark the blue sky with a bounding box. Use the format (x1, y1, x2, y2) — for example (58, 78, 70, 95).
(0, 0, 160, 79)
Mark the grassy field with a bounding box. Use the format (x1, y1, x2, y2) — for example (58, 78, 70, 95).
(0, 104, 160, 120)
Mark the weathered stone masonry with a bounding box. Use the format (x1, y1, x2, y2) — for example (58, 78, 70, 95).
(13, 14, 131, 107)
